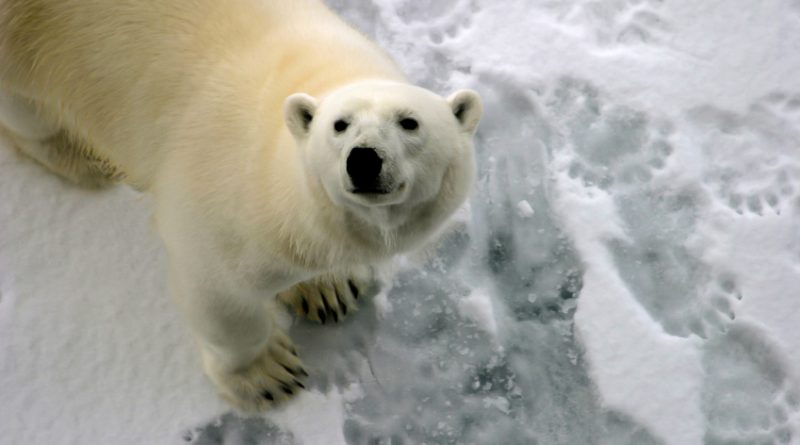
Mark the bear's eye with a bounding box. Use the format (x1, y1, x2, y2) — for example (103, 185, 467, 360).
(333, 119, 349, 133)
(399, 118, 419, 131)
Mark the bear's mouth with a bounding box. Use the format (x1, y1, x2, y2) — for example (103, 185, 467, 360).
(351, 181, 405, 195)
(351, 187, 391, 195)
(347, 182, 407, 205)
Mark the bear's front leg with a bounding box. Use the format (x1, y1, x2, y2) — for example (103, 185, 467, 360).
(278, 266, 374, 324)
(171, 270, 307, 411)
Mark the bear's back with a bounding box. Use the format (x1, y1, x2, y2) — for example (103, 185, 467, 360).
(0, 0, 404, 187)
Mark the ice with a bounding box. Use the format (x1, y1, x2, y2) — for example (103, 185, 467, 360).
(515, 200, 534, 218)
(457, 287, 497, 337)
(2, 0, 800, 444)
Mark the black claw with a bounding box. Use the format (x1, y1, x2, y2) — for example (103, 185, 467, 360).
(283, 364, 297, 376)
(294, 379, 306, 389)
(301, 297, 309, 314)
(281, 385, 293, 395)
(298, 367, 309, 377)
(322, 297, 338, 323)
(317, 308, 326, 324)
(336, 293, 347, 315)
(262, 390, 274, 401)
(348, 280, 359, 299)
(290, 346, 298, 356)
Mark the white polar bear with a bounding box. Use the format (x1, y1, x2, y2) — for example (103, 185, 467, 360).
(0, 0, 481, 411)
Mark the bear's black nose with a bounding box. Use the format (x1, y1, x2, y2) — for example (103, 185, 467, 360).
(347, 147, 384, 193)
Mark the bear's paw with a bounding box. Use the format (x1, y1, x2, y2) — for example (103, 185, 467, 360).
(203, 330, 307, 412)
(279, 267, 374, 324)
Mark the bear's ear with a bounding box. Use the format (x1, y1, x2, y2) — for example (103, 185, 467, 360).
(447, 89, 482, 135)
(284, 93, 318, 140)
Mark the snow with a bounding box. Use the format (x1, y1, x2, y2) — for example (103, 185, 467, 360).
(2, 0, 800, 444)
(515, 200, 534, 218)
(457, 287, 498, 338)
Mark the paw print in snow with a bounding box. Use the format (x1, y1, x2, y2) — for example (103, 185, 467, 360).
(703, 323, 800, 444)
(616, 6, 671, 45)
(547, 77, 675, 192)
(689, 94, 800, 217)
(570, 0, 672, 47)
(689, 273, 743, 340)
(419, 0, 477, 45)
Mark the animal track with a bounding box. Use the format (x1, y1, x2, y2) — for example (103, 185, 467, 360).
(426, 7, 474, 45)
(185, 413, 296, 445)
(394, 0, 470, 24)
(692, 272, 744, 339)
(608, 234, 744, 339)
(389, 0, 477, 45)
(616, 5, 671, 45)
(545, 77, 752, 339)
(702, 323, 800, 444)
(688, 93, 800, 217)
(557, 0, 672, 47)
(546, 77, 675, 192)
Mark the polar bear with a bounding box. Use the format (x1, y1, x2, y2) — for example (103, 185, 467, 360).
(0, 0, 481, 410)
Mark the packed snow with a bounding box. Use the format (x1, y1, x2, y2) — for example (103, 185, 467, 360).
(2, 0, 800, 444)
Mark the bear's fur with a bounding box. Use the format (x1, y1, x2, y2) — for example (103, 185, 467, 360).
(0, 0, 481, 411)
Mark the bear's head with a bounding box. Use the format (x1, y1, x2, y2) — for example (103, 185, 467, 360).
(284, 80, 481, 249)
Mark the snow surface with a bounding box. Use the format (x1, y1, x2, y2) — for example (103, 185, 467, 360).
(2, 0, 800, 444)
